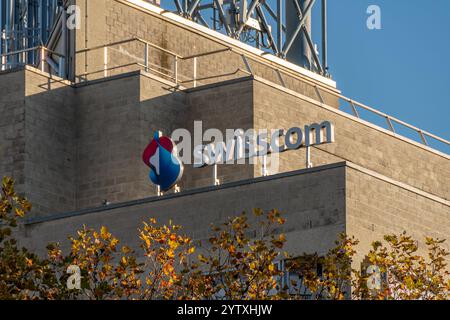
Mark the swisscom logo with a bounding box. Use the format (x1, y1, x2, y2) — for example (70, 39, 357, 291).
(142, 131, 184, 191)
(142, 121, 335, 191)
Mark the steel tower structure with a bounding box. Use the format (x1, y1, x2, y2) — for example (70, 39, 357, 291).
(168, 0, 329, 76)
(0, 0, 61, 69)
(1, 1, 328, 77)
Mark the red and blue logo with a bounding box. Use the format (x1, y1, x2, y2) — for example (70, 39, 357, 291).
(142, 132, 184, 191)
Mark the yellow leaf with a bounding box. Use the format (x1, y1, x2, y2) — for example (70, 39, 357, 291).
(100, 226, 109, 239)
(14, 207, 25, 217)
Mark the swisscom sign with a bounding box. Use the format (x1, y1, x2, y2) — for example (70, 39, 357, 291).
(143, 121, 335, 191)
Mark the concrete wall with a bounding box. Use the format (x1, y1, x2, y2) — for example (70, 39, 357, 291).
(252, 79, 450, 201)
(74, 71, 188, 208)
(346, 163, 450, 265)
(184, 78, 255, 188)
(0, 68, 75, 216)
(3, 69, 448, 216)
(73, 74, 255, 206)
(24, 70, 76, 216)
(22, 163, 347, 258)
(0, 70, 26, 194)
(73, 0, 339, 106)
(21, 162, 449, 267)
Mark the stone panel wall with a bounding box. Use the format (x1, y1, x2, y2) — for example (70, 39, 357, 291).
(74, 72, 188, 208)
(253, 80, 450, 201)
(24, 70, 76, 216)
(346, 165, 450, 265)
(21, 163, 347, 258)
(0, 70, 26, 194)
(73, 0, 339, 107)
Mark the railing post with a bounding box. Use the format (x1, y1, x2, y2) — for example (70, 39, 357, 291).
(349, 100, 360, 118)
(262, 155, 268, 176)
(144, 42, 149, 72)
(213, 164, 220, 186)
(0, 30, 6, 71)
(104, 46, 108, 77)
(1, 51, 6, 71)
(306, 146, 312, 168)
(276, 69, 286, 87)
(241, 54, 253, 74)
(58, 56, 65, 78)
(385, 116, 395, 133)
(193, 57, 197, 88)
(314, 85, 324, 103)
(418, 130, 428, 146)
(174, 56, 178, 84)
(40, 47, 46, 72)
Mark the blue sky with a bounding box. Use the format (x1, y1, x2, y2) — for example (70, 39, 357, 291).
(324, 0, 450, 153)
(162, 0, 449, 152)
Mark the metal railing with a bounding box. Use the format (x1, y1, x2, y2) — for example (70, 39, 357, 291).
(78, 37, 448, 154)
(1, 46, 66, 77)
(76, 37, 233, 85)
(6, 37, 449, 155)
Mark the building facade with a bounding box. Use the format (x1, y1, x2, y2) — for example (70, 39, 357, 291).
(0, 0, 449, 272)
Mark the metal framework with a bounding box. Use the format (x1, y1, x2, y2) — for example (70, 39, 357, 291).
(0, 0, 60, 69)
(170, 0, 329, 76)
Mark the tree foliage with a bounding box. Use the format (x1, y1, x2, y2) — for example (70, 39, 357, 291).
(0, 177, 449, 300)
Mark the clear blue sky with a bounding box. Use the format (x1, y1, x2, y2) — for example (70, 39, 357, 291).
(324, 0, 450, 153)
(162, 0, 449, 152)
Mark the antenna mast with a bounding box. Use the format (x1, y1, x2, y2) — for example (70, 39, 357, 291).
(173, 0, 329, 76)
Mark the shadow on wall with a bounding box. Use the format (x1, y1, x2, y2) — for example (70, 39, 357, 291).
(0, 68, 258, 219)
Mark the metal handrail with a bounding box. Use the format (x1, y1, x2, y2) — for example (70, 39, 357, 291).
(0, 46, 65, 58)
(176, 43, 450, 149)
(8, 37, 449, 152)
(75, 37, 230, 61)
(1, 45, 66, 78)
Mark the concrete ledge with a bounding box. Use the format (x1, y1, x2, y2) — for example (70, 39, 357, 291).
(25, 161, 347, 225)
(253, 75, 450, 160)
(25, 160, 449, 226)
(117, 0, 338, 90)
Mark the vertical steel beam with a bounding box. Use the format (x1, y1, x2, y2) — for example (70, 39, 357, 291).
(321, 0, 327, 73)
(276, 0, 282, 54)
(255, 5, 278, 54)
(174, 0, 183, 14)
(239, 0, 248, 25)
(213, 0, 232, 35)
(282, 0, 316, 58)
(187, 0, 202, 17)
(301, 24, 323, 73)
(0, 1, 3, 63)
(235, 0, 260, 37)
(8, 0, 14, 67)
(61, 3, 67, 78)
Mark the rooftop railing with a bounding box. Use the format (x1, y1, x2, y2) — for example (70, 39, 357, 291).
(2, 37, 448, 156)
(0, 45, 66, 77)
(75, 37, 449, 155)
